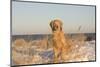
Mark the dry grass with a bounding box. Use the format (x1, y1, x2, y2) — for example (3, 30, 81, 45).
(12, 34, 95, 65)
(12, 37, 52, 65)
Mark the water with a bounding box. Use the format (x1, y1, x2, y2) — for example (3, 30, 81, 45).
(12, 33, 95, 41)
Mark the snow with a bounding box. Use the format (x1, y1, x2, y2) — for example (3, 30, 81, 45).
(12, 39, 95, 66)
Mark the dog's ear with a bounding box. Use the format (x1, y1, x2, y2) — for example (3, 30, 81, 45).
(60, 26, 62, 31)
(50, 21, 53, 29)
(60, 22, 62, 31)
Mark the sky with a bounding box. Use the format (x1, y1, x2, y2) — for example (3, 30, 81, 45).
(12, 1, 95, 35)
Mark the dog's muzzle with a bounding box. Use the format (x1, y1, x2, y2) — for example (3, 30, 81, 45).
(52, 25, 58, 31)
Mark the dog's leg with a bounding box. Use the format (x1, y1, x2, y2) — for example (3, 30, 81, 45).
(61, 47, 68, 62)
(53, 47, 61, 63)
(61, 43, 71, 62)
(61, 35, 71, 62)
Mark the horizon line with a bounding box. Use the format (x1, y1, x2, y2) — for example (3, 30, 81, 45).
(12, 32, 96, 35)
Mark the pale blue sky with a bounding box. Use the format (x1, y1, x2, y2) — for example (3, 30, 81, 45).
(12, 1, 95, 35)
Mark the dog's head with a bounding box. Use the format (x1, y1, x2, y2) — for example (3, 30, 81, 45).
(50, 19, 63, 32)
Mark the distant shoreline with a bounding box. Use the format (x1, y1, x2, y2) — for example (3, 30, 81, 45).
(12, 32, 96, 36)
(12, 33, 95, 42)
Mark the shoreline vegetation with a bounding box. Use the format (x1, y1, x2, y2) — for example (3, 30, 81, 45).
(12, 33, 96, 66)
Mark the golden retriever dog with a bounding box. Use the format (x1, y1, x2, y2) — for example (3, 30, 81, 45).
(50, 19, 71, 63)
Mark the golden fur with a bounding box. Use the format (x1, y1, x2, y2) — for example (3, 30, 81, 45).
(50, 19, 71, 63)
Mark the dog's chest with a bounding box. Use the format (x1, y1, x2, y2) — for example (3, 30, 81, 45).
(53, 33, 61, 40)
(52, 32, 65, 47)
(53, 32, 64, 39)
